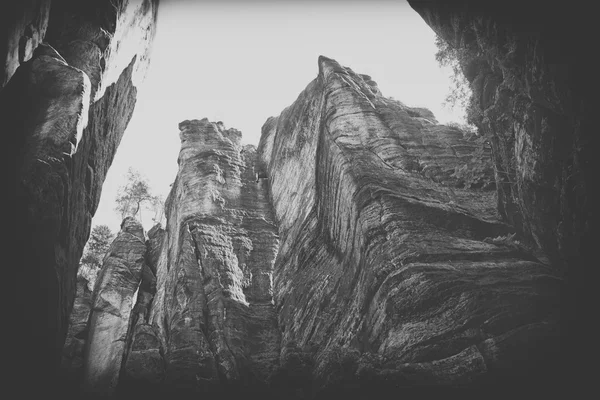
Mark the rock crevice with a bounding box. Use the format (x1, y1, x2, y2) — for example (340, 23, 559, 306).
(3, 3, 160, 392)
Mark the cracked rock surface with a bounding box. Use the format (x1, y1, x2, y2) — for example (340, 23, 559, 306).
(63, 57, 563, 397)
(3, 2, 159, 392)
(257, 56, 562, 393)
(82, 216, 147, 395)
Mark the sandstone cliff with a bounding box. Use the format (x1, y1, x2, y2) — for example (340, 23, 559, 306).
(61, 275, 94, 389)
(407, 0, 587, 387)
(407, 0, 588, 291)
(2, 1, 159, 392)
(257, 56, 562, 394)
(64, 57, 563, 397)
(82, 217, 147, 395)
(3, 1, 579, 396)
(146, 119, 281, 396)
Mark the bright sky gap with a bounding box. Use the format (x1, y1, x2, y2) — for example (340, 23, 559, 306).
(92, 0, 467, 232)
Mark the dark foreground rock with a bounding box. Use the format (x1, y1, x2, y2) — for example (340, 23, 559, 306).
(2, 1, 159, 393)
(61, 275, 93, 389)
(407, 1, 590, 275)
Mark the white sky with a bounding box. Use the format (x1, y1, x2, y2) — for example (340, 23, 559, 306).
(92, 0, 467, 233)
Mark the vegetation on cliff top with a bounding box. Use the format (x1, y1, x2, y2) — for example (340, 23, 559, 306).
(78, 225, 115, 291)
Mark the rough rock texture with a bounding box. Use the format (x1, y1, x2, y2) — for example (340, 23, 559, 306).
(0, 0, 52, 87)
(69, 119, 283, 398)
(377, 98, 495, 190)
(257, 56, 563, 394)
(121, 225, 162, 390)
(2, 0, 159, 393)
(82, 217, 147, 395)
(62, 220, 162, 398)
(60, 275, 94, 388)
(143, 119, 281, 396)
(407, 0, 589, 387)
(64, 59, 564, 396)
(407, 0, 588, 291)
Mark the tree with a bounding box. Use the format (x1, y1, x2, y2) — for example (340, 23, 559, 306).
(78, 224, 115, 290)
(81, 225, 114, 266)
(150, 194, 166, 226)
(114, 167, 158, 225)
(434, 35, 472, 115)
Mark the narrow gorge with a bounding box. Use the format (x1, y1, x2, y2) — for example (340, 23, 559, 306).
(3, 0, 586, 397)
(61, 56, 563, 397)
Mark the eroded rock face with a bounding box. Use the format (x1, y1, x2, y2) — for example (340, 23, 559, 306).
(82, 216, 147, 395)
(61, 275, 94, 389)
(2, 1, 159, 391)
(257, 56, 562, 393)
(0, 0, 51, 87)
(406, 2, 587, 386)
(121, 225, 162, 389)
(64, 58, 563, 395)
(406, 0, 589, 279)
(144, 119, 280, 396)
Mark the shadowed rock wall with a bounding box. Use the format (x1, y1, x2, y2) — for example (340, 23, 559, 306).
(407, 0, 589, 388)
(2, 0, 160, 394)
(407, 0, 589, 289)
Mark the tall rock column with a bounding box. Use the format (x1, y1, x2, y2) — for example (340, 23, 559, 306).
(120, 224, 163, 392)
(147, 119, 280, 395)
(82, 217, 146, 395)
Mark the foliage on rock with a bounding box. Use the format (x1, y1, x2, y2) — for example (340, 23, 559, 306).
(449, 125, 494, 189)
(78, 224, 114, 291)
(114, 167, 160, 225)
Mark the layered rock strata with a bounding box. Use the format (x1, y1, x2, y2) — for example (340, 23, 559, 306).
(66, 119, 282, 397)
(82, 217, 147, 395)
(62, 219, 161, 398)
(147, 119, 281, 395)
(2, 0, 159, 391)
(257, 56, 562, 394)
(407, 0, 588, 386)
(64, 57, 563, 396)
(407, 0, 588, 283)
(121, 224, 164, 388)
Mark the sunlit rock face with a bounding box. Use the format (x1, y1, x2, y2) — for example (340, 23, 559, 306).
(62, 218, 162, 398)
(257, 56, 562, 394)
(63, 57, 562, 396)
(146, 118, 281, 395)
(82, 216, 147, 395)
(2, 0, 159, 390)
(121, 223, 163, 388)
(64, 120, 281, 398)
